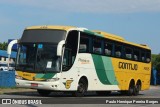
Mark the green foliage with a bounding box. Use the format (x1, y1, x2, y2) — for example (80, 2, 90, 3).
(0, 42, 8, 50)
(152, 54, 160, 72)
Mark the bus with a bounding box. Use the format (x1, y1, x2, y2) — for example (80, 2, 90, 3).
(13, 25, 151, 96)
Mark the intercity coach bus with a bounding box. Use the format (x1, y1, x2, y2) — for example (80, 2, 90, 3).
(13, 25, 151, 96)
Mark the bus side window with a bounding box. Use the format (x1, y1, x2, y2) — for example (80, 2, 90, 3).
(104, 42, 113, 56)
(79, 44, 87, 52)
(93, 38, 102, 54)
(133, 49, 140, 61)
(115, 44, 122, 58)
(124, 47, 133, 59)
(141, 51, 146, 62)
(79, 35, 90, 53)
(146, 51, 151, 63)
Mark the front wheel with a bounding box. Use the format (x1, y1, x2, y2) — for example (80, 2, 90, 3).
(73, 79, 88, 97)
(37, 89, 51, 96)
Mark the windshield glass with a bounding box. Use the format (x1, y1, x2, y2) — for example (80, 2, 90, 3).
(16, 43, 61, 73)
(21, 29, 66, 43)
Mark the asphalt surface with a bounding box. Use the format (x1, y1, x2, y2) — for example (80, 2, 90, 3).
(0, 86, 160, 107)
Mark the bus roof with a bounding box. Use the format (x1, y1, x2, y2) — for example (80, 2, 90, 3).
(25, 25, 150, 50)
(25, 25, 76, 31)
(92, 30, 151, 50)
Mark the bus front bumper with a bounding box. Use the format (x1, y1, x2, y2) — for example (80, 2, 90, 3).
(16, 79, 60, 91)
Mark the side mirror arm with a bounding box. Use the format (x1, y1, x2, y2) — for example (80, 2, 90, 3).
(57, 40, 65, 56)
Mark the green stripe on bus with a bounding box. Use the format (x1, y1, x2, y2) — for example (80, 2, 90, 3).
(35, 74, 45, 78)
(92, 54, 118, 85)
(42, 73, 56, 79)
(92, 54, 111, 84)
(84, 30, 95, 35)
(83, 30, 103, 37)
(101, 56, 118, 85)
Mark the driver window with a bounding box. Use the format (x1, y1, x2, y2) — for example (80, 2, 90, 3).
(62, 30, 78, 71)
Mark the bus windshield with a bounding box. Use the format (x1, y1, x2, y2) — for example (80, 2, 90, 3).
(16, 43, 61, 73)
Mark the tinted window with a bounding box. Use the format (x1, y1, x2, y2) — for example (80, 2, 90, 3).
(63, 31, 79, 71)
(21, 29, 66, 43)
(115, 44, 122, 58)
(104, 41, 113, 56)
(93, 38, 102, 54)
(124, 47, 133, 59)
(79, 34, 90, 53)
(146, 51, 151, 63)
(141, 50, 146, 62)
(133, 49, 140, 61)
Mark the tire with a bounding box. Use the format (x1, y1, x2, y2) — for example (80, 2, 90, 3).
(37, 89, 51, 96)
(127, 82, 134, 96)
(133, 83, 141, 96)
(73, 78, 87, 97)
(96, 91, 111, 96)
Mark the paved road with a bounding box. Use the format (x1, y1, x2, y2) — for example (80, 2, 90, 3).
(0, 86, 160, 107)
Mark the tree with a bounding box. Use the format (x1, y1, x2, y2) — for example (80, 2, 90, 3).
(152, 54, 157, 67)
(152, 54, 160, 72)
(155, 55, 160, 71)
(0, 42, 8, 50)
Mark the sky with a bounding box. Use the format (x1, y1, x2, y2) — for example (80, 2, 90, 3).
(0, 0, 160, 54)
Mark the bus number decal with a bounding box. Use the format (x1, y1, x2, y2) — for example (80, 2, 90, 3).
(144, 67, 150, 71)
(63, 80, 73, 89)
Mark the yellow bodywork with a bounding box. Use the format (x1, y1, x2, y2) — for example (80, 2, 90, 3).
(16, 71, 44, 81)
(112, 58, 151, 90)
(25, 25, 75, 31)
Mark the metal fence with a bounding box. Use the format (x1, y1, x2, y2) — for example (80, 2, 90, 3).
(0, 71, 15, 87)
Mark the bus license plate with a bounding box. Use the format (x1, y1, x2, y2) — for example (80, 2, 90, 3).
(31, 83, 38, 87)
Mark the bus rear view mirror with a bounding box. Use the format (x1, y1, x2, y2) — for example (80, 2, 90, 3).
(57, 40, 65, 56)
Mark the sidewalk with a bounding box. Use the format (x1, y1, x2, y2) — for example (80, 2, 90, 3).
(0, 88, 35, 94)
(150, 85, 160, 89)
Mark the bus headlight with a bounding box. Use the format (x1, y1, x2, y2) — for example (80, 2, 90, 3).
(47, 78, 59, 82)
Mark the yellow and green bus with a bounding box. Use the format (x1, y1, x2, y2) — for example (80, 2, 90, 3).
(14, 25, 151, 96)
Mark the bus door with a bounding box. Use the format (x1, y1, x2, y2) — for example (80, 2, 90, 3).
(61, 30, 79, 89)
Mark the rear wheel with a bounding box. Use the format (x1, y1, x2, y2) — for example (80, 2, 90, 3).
(73, 78, 88, 97)
(37, 89, 51, 96)
(133, 83, 141, 96)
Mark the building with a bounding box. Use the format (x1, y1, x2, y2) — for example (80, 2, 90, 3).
(0, 50, 16, 64)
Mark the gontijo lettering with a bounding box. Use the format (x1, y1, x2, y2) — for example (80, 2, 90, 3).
(119, 62, 138, 70)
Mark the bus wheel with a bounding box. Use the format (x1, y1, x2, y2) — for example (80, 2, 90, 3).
(133, 83, 141, 96)
(37, 89, 51, 96)
(73, 78, 87, 97)
(127, 82, 135, 96)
